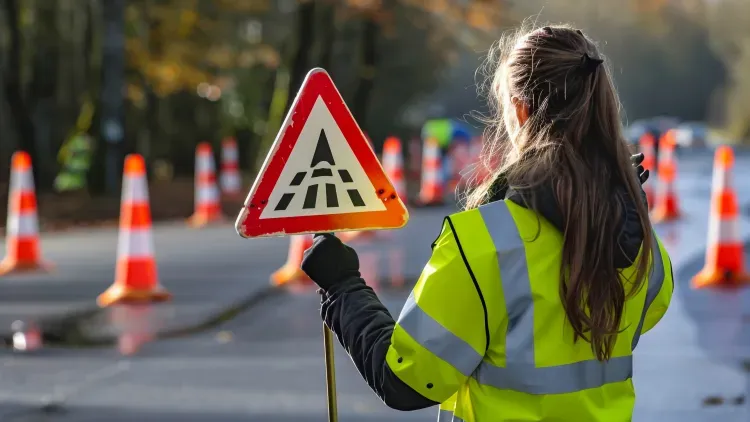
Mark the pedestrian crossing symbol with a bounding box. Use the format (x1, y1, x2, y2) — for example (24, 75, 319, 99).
(235, 68, 409, 238)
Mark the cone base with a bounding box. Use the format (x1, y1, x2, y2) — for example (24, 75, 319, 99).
(270, 265, 311, 287)
(650, 208, 681, 223)
(691, 268, 750, 289)
(186, 212, 227, 228)
(0, 258, 54, 277)
(97, 283, 171, 307)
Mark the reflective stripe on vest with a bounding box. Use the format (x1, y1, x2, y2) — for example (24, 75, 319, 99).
(398, 292, 483, 377)
(475, 200, 665, 395)
(397, 200, 666, 400)
(438, 409, 465, 422)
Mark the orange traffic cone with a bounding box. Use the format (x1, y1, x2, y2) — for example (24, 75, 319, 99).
(639, 133, 656, 209)
(0, 152, 52, 276)
(97, 154, 171, 307)
(650, 133, 680, 222)
(382, 136, 407, 204)
(692, 146, 750, 289)
(271, 234, 313, 286)
(417, 137, 444, 206)
(188, 142, 225, 227)
(220, 137, 242, 200)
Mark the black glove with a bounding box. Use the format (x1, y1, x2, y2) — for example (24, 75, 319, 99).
(301, 233, 361, 291)
(630, 153, 649, 185)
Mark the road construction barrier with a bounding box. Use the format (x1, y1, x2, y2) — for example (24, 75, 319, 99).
(692, 146, 750, 289)
(417, 137, 444, 206)
(220, 137, 242, 199)
(97, 154, 171, 307)
(188, 142, 225, 228)
(651, 133, 680, 222)
(0, 151, 52, 276)
(639, 133, 656, 209)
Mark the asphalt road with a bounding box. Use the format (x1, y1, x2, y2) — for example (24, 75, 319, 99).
(1, 148, 750, 421)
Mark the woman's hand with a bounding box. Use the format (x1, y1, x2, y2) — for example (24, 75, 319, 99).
(630, 153, 649, 184)
(301, 233, 361, 291)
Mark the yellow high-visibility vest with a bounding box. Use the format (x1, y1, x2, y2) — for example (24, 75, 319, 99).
(386, 199, 673, 421)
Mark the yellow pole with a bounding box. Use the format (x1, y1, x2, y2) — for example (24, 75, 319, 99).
(323, 323, 339, 422)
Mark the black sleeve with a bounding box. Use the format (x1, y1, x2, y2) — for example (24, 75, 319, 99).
(320, 278, 439, 411)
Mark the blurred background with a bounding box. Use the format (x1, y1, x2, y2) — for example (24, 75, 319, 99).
(2, 2, 750, 421)
(1, 0, 747, 225)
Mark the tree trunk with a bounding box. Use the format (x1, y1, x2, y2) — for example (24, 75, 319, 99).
(29, 1, 60, 191)
(350, 16, 379, 138)
(314, 3, 336, 71)
(2, 0, 39, 185)
(284, 1, 316, 115)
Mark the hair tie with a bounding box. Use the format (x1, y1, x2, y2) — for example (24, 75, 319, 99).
(579, 53, 603, 75)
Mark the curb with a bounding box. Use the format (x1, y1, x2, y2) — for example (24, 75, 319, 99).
(0, 284, 287, 349)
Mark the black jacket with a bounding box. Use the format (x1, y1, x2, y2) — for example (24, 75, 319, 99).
(319, 182, 648, 411)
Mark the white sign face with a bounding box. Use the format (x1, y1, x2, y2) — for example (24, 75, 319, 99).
(258, 96, 387, 219)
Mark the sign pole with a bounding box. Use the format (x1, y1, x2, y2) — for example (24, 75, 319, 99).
(323, 323, 338, 422)
(233, 68, 409, 422)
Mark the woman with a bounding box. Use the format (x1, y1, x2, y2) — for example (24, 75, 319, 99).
(301, 24, 674, 422)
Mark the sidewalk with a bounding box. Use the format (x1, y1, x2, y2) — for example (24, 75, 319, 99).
(0, 222, 292, 345)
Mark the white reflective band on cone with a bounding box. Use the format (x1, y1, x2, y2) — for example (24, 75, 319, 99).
(221, 175, 241, 191)
(711, 168, 732, 193)
(6, 212, 39, 237)
(122, 175, 150, 203)
(197, 185, 220, 204)
(708, 217, 741, 244)
(223, 147, 239, 162)
(422, 168, 441, 182)
(11, 169, 35, 192)
(197, 156, 216, 174)
(118, 227, 155, 258)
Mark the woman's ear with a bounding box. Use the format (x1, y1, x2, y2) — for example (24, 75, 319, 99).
(511, 96, 530, 127)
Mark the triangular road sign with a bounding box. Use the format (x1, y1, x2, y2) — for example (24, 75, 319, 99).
(235, 68, 409, 238)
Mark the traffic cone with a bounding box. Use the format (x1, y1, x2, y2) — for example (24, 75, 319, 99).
(271, 234, 313, 286)
(650, 133, 680, 222)
(692, 146, 750, 289)
(417, 137, 444, 206)
(639, 133, 656, 209)
(187, 142, 225, 228)
(0, 151, 52, 276)
(97, 154, 171, 307)
(382, 136, 407, 204)
(220, 137, 242, 200)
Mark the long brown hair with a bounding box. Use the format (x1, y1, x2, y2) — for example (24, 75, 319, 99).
(464, 22, 653, 362)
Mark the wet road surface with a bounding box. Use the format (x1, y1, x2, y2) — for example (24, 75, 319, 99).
(1, 148, 750, 421)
